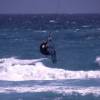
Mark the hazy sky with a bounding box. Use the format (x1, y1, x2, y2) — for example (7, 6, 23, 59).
(0, 0, 100, 14)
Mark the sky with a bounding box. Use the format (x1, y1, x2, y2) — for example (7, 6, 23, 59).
(0, 0, 100, 14)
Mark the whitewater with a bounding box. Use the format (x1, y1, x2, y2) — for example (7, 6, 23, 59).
(0, 57, 100, 81)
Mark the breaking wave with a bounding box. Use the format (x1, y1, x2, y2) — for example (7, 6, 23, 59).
(0, 57, 100, 81)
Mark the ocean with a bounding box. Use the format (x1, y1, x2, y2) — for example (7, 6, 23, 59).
(0, 14, 100, 100)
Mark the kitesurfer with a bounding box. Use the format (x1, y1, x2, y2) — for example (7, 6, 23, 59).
(40, 33, 57, 63)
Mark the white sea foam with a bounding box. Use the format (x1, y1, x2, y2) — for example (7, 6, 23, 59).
(0, 86, 100, 96)
(95, 56, 100, 65)
(0, 57, 100, 81)
(49, 20, 56, 23)
(34, 30, 47, 33)
(74, 28, 80, 32)
(81, 25, 90, 28)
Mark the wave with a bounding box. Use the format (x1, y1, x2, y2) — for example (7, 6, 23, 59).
(0, 57, 100, 81)
(0, 86, 100, 96)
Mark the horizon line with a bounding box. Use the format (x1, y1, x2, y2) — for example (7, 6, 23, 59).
(0, 13, 100, 15)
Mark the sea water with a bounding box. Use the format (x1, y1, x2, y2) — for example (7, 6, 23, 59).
(0, 14, 100, 100)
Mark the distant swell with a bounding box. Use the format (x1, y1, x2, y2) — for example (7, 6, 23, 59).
(0, 57, 100, 81)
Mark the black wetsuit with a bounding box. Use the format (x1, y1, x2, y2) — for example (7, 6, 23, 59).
(40, 41, 50, 55)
